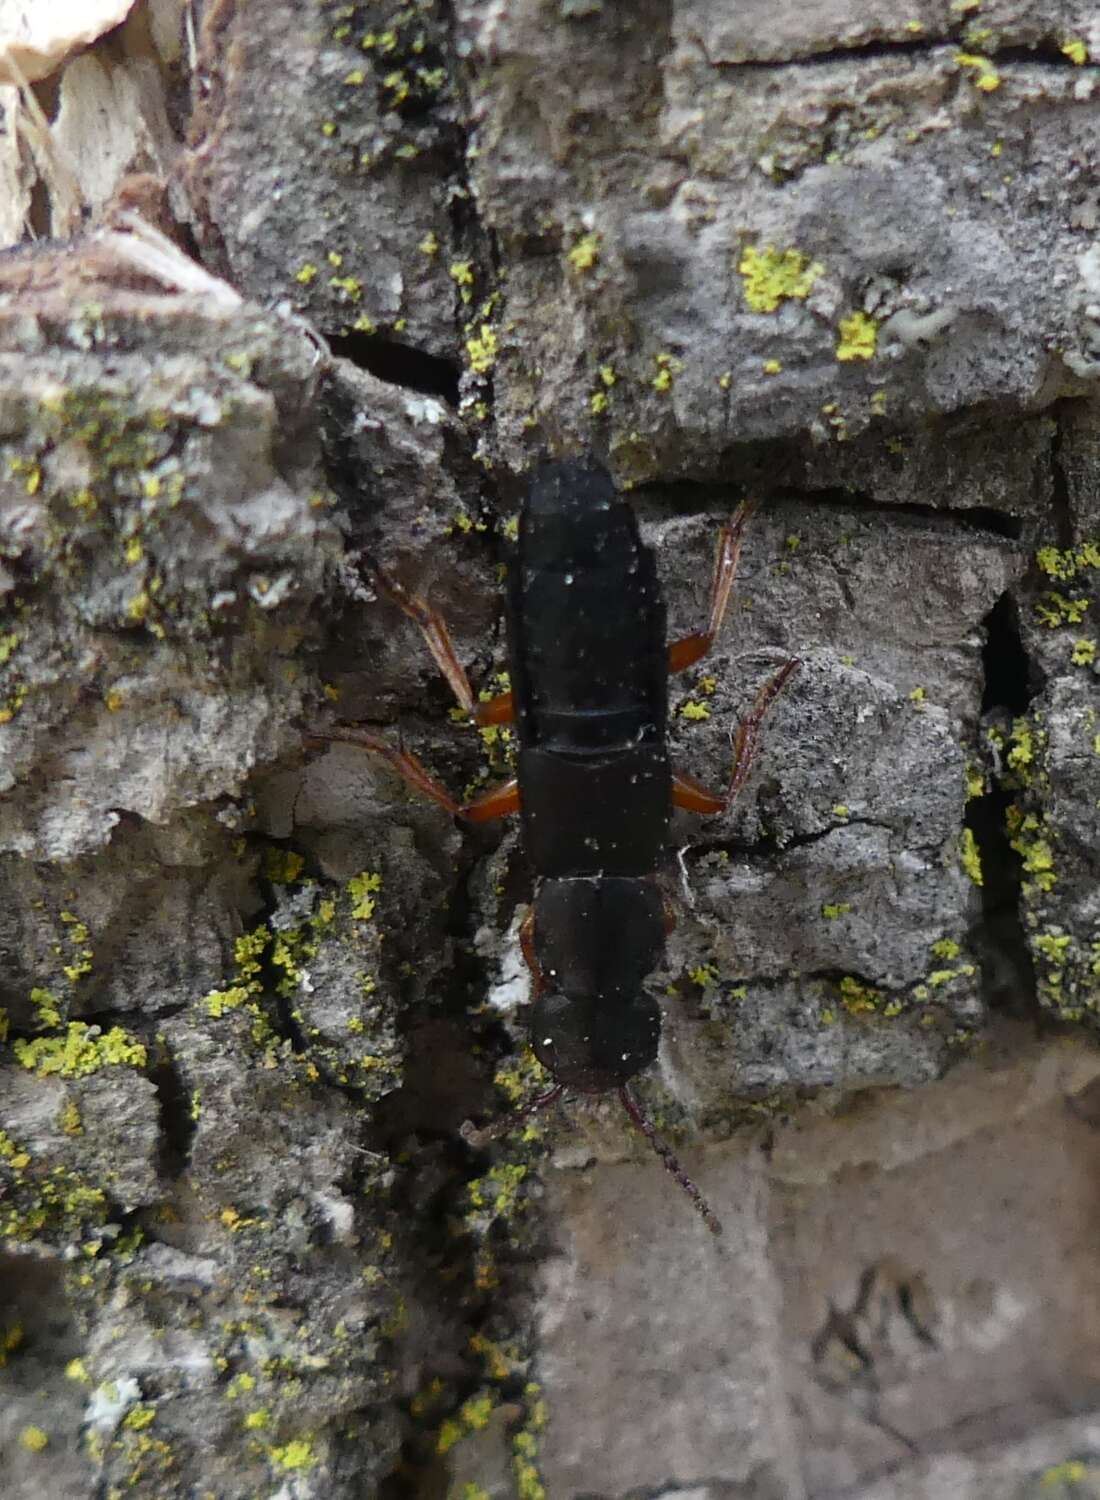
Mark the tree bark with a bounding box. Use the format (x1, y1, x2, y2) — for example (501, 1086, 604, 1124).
(2, 3, 1100, 1498)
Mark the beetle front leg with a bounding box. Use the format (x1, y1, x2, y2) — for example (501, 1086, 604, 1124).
(370, 567, 513, 727)
(667, 499, 756, 674)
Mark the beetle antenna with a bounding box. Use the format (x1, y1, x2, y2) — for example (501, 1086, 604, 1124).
(460, 1083, 566, 1148)
(618, 1085, 723, 1236)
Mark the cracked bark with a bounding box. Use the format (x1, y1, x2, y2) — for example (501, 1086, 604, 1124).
(2, 4, 1100, 1500)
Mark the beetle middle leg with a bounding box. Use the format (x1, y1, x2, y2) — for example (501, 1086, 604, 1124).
(307, 725, 519, 822)
(370, 567, 513, 727)
(667, 498, 756, 674)
(307, 560, 518, 816)
(671, 657, 800, 815)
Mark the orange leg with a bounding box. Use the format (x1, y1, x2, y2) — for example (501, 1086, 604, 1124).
(369, 568, 477, 716)
(667, 499, 756, 674)
(671, 657, 800, 815)
(671, 768, 725, 816)
(519, 908, 548, 993)
(368, 567, 515, 726)
(463, 776, 520, 823)
(307, 727, 519, 823)
(474, 689, 514, 727)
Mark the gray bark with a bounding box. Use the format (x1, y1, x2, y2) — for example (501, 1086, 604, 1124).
(2, 2, 1100, 1498)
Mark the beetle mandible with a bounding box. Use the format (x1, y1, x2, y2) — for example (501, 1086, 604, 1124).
(312, 460, 798, 1234)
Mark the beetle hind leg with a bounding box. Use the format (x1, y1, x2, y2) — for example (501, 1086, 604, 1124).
(672, 656, 800, 815)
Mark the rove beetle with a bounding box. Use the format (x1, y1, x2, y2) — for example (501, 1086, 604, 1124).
(312, 460, 797, 1234)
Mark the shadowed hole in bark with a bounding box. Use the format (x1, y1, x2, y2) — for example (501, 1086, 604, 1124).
(147, 1043, 197, 1179)
(329, 331, 460, 406)
(774, 489, 1025, 541)
(971, 592, 1037, 1016)
(638, 472, 1025, 540)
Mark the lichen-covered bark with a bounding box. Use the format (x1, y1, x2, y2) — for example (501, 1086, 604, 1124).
(1, 3, 1100, 1499)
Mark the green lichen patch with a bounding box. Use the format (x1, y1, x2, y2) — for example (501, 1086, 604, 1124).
(14, 1021, 147, 1078)
(1035, 541, 1100, 582)
(465, 323, 499, 375)
(838, 976, 881, 1015)
(348, 870, 383, 920)
(651, 351, 682, 393)
(1005, 805, 1055, 894)
(737, 245, 822, 312)
(836, 311, 878, 362)
(269, 1436, 317, 1471)
(954, 52, 1001, 91)
(566, 232, 601, 275)
(959, 826, 984, 886)
(437, 1391, 496, 1454)
(1036, 592, 1090, 629)
(0, 1126, 110, 1243)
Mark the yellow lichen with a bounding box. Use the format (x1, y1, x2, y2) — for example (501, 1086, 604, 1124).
(13, 1022, 146, 1078)
(567, 233, 601, 274)
(738, 245, 822, 312)
(955, 52, 1001, 91)
(269, 1439, 316, 1471)
(449, 260, 475, 303)
(466, 324, 498, 374)
(265, 848, 305, 884)
(651, 351, 682, 393)
(960, 827, 983, 885)
(839, 976, 879, 1014)
(836, 311, 878, 362)
(1036, 592, 1089, 628)
(348, 870, 383, 920)
(330, 275, 363, 301)
(1035, 542, 1100, 581)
